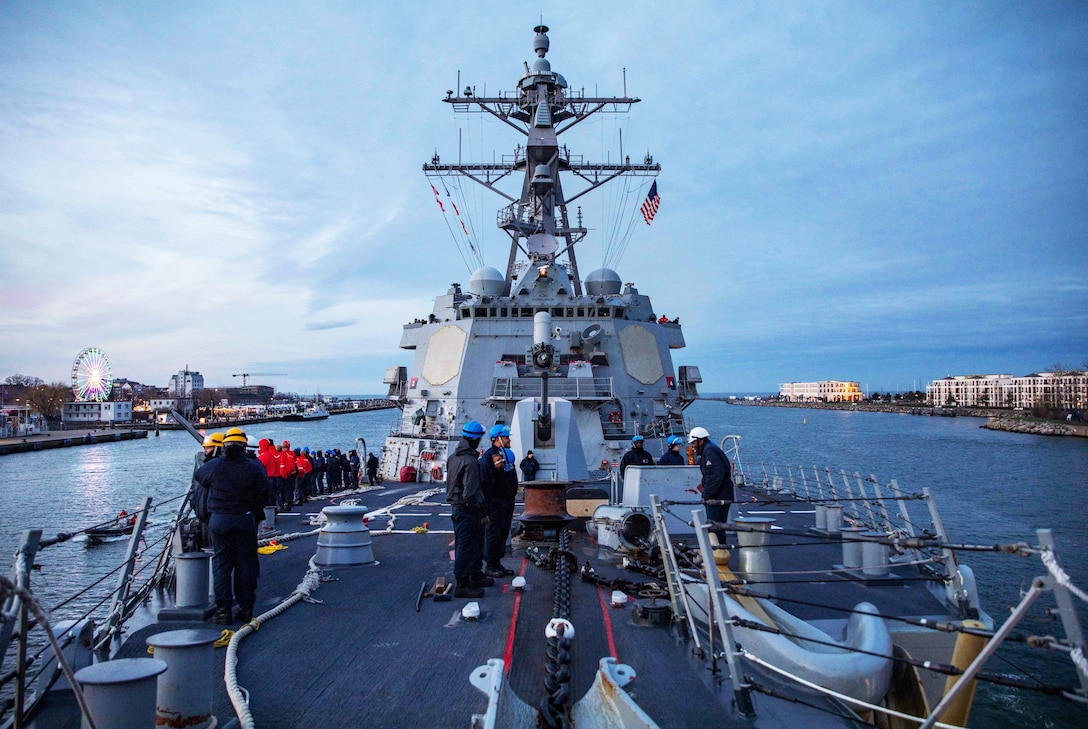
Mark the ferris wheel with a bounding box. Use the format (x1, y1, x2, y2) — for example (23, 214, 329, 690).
(71, 347, 113, 402)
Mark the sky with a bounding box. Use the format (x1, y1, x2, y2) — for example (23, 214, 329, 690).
(1, 1, 1086, 396)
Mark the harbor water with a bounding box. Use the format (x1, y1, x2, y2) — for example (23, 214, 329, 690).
(1, 402, 1085, 728)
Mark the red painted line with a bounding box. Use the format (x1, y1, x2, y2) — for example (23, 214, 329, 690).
(596, 585, 618, 659)
(502, 558, 529, 675)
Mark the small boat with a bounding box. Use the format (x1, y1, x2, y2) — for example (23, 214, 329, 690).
(282, 404, 330, 422)
(85, 524, 134, 541)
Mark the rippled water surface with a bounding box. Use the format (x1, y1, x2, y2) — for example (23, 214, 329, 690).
(1, 403, 1085, 727)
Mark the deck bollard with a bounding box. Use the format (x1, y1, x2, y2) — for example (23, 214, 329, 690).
(814, 503, 828, 531)
(174, 552, 212, 608)
(315, 505, 375, 565)
(74, 657, 168, 729)
(735, 516, 776, 598)
(146, 629, 221, 729)
(861, 531, 891, 577)
(840, 526, 868, 570)
(824, 504, 844, 535)
(263, 505, 277, 529)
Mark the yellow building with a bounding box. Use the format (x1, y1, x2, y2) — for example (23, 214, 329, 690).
(779, 380, 863, 403)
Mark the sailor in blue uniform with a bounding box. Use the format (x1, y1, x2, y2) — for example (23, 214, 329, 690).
(480, 424, 518, 577)
(196, 427, 271, 625)
(619, 434, 655, 480)
(445, 421, 491, 598)
(658, 435, 686, 465)
(688, 427, 734, 531)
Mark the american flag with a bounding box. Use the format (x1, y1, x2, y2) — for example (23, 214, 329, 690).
(640, 181, 660, 225)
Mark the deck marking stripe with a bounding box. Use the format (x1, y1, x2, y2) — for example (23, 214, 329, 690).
(502, 558, 529, 675)
(596, 586, 618, 659)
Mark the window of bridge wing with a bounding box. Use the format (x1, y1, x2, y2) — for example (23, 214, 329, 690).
(501, 308, 508, 317)
(521, 308, 533, 317)
(577, 307, 585, 317)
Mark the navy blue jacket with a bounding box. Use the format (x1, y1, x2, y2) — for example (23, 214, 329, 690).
(197, 448, 271, 515)
(698, 441, 734, 503)
(658, 449, 685, 465)
(479, 445, 519, 500)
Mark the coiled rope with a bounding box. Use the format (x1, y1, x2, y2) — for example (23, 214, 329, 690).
(223, 557, 323, 729)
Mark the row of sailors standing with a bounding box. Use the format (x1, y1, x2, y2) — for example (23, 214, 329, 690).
(254, 439, 382, 511)
(189, 428, 383, 625)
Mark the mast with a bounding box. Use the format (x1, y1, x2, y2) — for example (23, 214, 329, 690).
(424, 25, 660, 296)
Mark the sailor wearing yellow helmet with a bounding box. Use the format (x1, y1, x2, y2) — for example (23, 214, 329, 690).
(194, 427, 272, 625)
(190, 432, 224, 524)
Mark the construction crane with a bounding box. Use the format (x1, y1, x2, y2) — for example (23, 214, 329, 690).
(232, 373, 284, 385)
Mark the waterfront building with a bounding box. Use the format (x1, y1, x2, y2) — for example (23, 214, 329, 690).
(226, 385, 274, 407)
(927, 372, 1088, 409)
(62, 400, 133, 424)
(779, 380, 863, 403)
(168, 367, 204, 397)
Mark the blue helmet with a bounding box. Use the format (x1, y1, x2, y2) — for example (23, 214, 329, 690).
(667, 435, 683, 446)
(489, 424, 511, 439)
(631, 435, 644, 443)
(462, 420, 486, 438)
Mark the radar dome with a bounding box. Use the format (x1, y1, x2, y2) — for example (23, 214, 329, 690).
(584, 268, 622, 296)
(468, 266, 504, 297)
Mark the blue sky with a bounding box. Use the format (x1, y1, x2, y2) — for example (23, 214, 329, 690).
(2, 1, 1086, 396)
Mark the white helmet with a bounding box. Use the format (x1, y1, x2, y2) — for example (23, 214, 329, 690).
(688, 426, 710, 442)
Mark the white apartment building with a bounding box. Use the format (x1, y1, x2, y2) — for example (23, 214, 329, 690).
(779, 380, 863, 403)
(168, 368, 204, 398)
(927, 372, 1088, 409)
(63, 401, 134, 424)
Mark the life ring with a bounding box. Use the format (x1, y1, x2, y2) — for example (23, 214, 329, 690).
(431, 466, 443, 481)
(608, 411, 622, 425)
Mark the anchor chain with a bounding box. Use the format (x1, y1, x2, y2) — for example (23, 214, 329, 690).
(578, 563, 665, 596)
(540, 529, 574, 729)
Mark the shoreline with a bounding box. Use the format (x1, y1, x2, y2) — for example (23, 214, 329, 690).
(714, 398, 1088, 438)
(0, 401, 401, 456)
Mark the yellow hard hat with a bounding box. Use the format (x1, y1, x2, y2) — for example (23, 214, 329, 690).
(223, 429, 248, 446)
(203, 432, 224, 448)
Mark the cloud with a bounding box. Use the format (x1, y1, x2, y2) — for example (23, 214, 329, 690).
(304, 320, 357, 332)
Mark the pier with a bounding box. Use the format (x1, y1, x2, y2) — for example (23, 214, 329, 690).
(0, 428, 149, 455)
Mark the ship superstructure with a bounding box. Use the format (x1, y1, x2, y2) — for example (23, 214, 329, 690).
(381, 25, 700, 483)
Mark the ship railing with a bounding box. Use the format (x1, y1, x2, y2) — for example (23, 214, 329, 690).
(0, 495, 184, 726)
(654, 497, 1088, 725)
(489, 377, 614, 401)
(731, 462, 956, 579)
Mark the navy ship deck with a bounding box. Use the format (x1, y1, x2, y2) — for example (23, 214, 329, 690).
(32, 478, 957, 728)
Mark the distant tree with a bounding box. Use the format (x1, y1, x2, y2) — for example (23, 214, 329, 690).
(4, 374, 44, 387)
(27, 383, 70, 423)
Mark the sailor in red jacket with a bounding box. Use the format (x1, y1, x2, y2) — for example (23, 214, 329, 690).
(257, 439, 283, 510)
(294, 448, 313, 504)
(279, 441, 297, 509)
